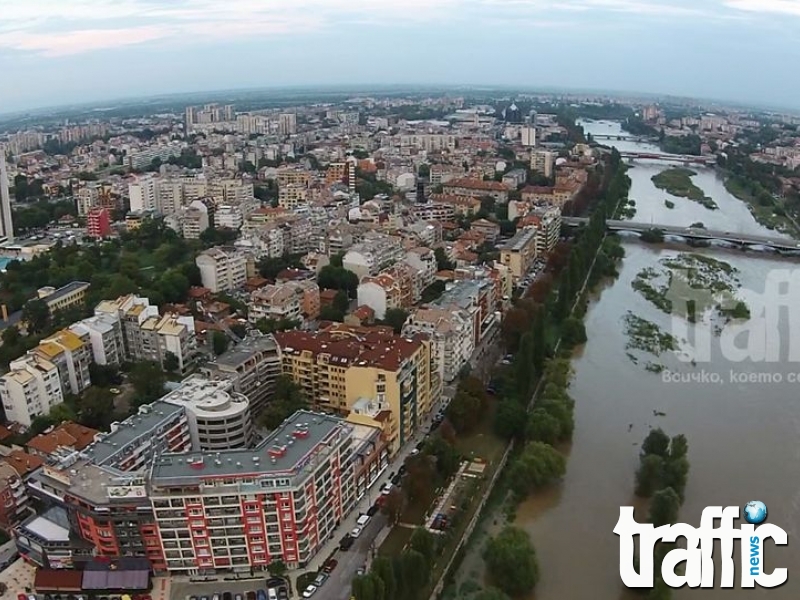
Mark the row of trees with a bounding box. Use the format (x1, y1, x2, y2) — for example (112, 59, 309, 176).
(351, 527, 437, 600)
(633, 429, 691, 600)
(473, 149, 632, 596)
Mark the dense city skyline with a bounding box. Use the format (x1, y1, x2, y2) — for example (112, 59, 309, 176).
(1, 0, 799, 112)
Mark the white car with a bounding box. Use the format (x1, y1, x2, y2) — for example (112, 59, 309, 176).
(351, 526, 363, 538)
(302, 585, 318, 598)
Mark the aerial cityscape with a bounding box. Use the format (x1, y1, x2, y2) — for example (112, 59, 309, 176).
(1, 3, 800, 600)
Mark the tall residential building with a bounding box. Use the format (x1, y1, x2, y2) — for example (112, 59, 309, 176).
(129, 176, 157, 213)
(499, 227, 539, 281)
(33, 329, 93, 396)
(148, 411, 373, 572)
(0, 150, 14, 243)
(0, 355, 63, 427)
(75, 184, 100, 217)
(278, 113, 297, 136)
(70, 314, 125, 366)
(182, 200, 210, 240)
(196, 247, 248, 293)
(530, 150, 556, 178)
(342, 234, 405, 279)
(521, 126, 537, 147)
(86, 207, 111, 239)
(155, 180, 184, 215)
(201, 334, 281, 416)
(274, 324, 439, 447)
(214, 205, 243, 230)
(403, 307, 474, 383)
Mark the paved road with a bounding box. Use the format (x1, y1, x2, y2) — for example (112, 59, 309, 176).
(321, 514, 388, 600)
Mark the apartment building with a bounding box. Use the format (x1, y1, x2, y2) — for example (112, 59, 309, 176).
(402, 307, 474, 383)
(278, 112, 297, 136)
(278, 184, 309, 211)
(196, 247, 248, 293)
(36, 281, 90, 315)
(499, 227, 539, 280)
(129, 176, 158, 213)
(427, 194, 482, 216)
(275, 324, 439, 446)
(208, 180, 255, 207)
(70, 313, 124, 366)
(86, 207, 111, 239)
(0, 461, 30, 529)
(404, 247, 437, 299)
(356, 266, 414, 320)
(470, 218, 501, 244)
(0, 355, 63, 427)
(409, 203, 455, 222)
(182, 200, 210, 240)
(442, 178, 509, 203)
(214, 205, 244, 230)
(24, 457, 167, 569)
(156, 180, 184, 215)
(502, 169, 527, 190)
(398, 134, 457, 152)
(34, 329, 92, 396)
(201, 334, 281, 416)
(94, 295, 195, 370)
(530, 150, 556, 178)
(248, 280, 320, 324)
(148, 411, 372, 573)
(527, 206, 561, 255)
(436, 279, 495, 347)
(139, 313, 197, 372)
(342, 234, 405, 279)
(75, 185, 99, 217)
(82, 402, 192, 473)
(159, 376, 254, 451)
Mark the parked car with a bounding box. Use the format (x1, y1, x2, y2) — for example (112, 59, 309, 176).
(356, 566, 366, 576)
(302, 585, 317, 598)
(367, 504, 379, 516)
(351, 526, 363, 538)
(246, 592, 256, 600)
(256, 590, 267, 600)
(313, 573, 328, 587)
(235, 594, 244, 600)
(340, 534, 354, 550)
(223, 591, 232, 600)
(322, 558, 338, 573)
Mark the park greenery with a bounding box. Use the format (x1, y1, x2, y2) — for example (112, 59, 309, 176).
(651, 168, 717, 210)
(483, 526, 540, 596)
(633, 429, 691, 599)
(352, 527, 438, 600)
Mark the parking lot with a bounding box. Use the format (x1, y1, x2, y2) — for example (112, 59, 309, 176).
(170, 579, 289, 600)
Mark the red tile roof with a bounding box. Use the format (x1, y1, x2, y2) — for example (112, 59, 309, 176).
(444, 178, 509, 192)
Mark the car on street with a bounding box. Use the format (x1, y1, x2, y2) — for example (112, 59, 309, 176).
(356, 566, 366, 576)
(313, 573, 328, 587)
(339, 534, 354, 550)
(235, 594, 244, 600)
(351, 526, 363, 538)
(367, 504, 379, 516)
(322, 558, 338, 573)
(256, 590, 267, 600)
(301, 585, 317, 598)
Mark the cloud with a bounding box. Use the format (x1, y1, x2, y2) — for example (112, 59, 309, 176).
(0, 26, 172, 57)
(723, 0, 800, 16)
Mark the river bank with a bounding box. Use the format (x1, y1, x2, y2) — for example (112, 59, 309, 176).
(651, 167, 717, 210)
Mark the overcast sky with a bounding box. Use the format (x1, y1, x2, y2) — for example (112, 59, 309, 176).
(1, 0, 799, 113)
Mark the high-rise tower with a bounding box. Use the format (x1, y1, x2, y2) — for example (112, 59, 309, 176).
(0, 150, 14, 243)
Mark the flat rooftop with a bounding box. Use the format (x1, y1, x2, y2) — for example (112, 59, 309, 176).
(500, 228, 537, 252)
(150, 410, 348, 483)
(82, 401, 185, 466)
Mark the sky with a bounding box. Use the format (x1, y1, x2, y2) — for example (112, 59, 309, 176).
(0, 0, 799, 113)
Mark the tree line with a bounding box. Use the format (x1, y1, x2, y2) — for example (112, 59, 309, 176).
(633, 428, 691, 600)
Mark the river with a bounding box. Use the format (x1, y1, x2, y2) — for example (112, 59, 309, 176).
(514, 121, 800, 599)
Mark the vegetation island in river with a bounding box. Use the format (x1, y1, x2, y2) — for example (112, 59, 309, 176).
(651, 167, 718, 210)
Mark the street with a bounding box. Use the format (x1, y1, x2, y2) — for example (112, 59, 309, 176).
(323, 514, 388, 600)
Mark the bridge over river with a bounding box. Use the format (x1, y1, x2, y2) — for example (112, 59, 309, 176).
(563, 217, 800, 252)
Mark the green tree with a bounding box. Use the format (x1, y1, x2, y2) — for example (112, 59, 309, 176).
(394, 549, 429, 597)
(78, 387, 116, 429)
(483, 527, 539, 596)
(434, 247, 454, 271)
(409, 527, 436, 563)
(370, 556, 397, 600)
(382, 308, 409, 334)
(22, 299, 50, 334)
(257, 375, 308, 429)
(381, 488, 406, 525)
(212, 331, 230, 356)
(526, 408, 562, 445)
(649, 487, 681, 527)
(635, 454, 666, 498)
(267, 560, 287, 578)
(494, 398, 527, 440)
(509, 441, 566, 498)
(163, 351, 180, 373)
(642, 428, 671, 458)
(561, 317, 587, 347)
(128, 361, 166, 405)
